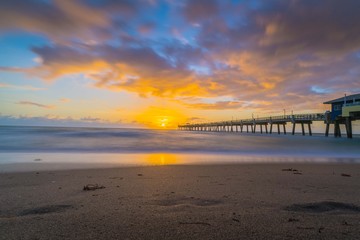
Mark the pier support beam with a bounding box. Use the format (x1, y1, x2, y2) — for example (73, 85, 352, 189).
(345, 117, 353, 139)
(301, 123, 305, 136)
(325, 123, 330, 137)
(334, 121, 341, 137)
(292, 123, 296, 135)
(308, 123, 312, 136)
(270, 124, 273, 134)
(283, 124, 286, 135)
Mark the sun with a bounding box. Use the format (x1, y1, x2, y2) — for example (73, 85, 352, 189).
(160, 117, 168, 128)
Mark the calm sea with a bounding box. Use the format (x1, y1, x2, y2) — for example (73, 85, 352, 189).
(0, 126, 359, 171)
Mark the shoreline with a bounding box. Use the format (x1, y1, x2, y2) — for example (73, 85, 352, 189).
(1, 151, 360, 173)
(1, 163, 360, 239)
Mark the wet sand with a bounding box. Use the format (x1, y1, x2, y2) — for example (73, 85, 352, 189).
(1, 163, 360, 239)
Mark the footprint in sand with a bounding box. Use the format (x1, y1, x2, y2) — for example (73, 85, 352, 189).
(18, 205, 73, 216)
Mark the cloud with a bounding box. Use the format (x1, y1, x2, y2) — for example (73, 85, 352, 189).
(0, 114, 139, 128)
(186, 117, 204, 122)
(183, 0, 219, 23)
(1, 0, 360, 114)
(256, 0, 360, 54)
(184, 99, 272, 110)
(185, 101, 242, 110)
(0, 0, 112, 43)
(16, 101, 55, 109)
(24, 43, 212, 98)
(80, 116, 101, 122)
(59, 98, 71, 103)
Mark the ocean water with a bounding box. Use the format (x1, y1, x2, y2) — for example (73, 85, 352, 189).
(0, 126, 359, 171)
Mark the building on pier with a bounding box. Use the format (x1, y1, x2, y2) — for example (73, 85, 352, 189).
(323, 93, 360, 121)
(323, 93, 360, 138)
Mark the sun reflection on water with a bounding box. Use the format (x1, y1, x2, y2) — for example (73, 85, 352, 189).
(146, 153, 178, 165)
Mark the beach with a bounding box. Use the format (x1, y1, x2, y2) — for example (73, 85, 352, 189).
(1, 163, 360, 239)
(2, 0, 360, 239)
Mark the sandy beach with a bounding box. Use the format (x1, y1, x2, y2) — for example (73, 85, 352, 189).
(1, 163, 360, 239)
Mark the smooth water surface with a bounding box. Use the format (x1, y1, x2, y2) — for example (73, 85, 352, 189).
(0, 126, 359, 171)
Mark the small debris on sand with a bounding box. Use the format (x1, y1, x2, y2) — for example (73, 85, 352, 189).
(137, 174, 143, 176)
(318, 227, 325, 233)
(282, 168, 299, 172)
(109, 177, 123, 180)
(288, 218, 299, 222)
(33, 158, 42, 162)
(342, 221, 352, 226)
(293, 172, 302, 175)
(341, 173, 351, 177)
(83, 184, 105, 191)
(232, 218, 240, 222)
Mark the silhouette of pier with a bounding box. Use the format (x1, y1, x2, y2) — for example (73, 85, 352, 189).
(179, 94, 360, 138)
(178, 113, 324, 136)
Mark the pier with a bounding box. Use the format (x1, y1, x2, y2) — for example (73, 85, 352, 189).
(179, 94, 360, 139)
(178, 113, 323, 136)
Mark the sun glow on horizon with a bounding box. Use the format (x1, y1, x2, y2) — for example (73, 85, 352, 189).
(146, 153, 178, 165)
(135, 106, 187, 129)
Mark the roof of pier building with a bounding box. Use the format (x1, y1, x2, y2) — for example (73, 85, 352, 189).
(323, 93, 360, 104)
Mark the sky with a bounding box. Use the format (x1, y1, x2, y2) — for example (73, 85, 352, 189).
(0, 0, 360, 129)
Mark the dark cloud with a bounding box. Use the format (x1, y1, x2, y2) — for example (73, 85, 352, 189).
(183, 0, 219, 23)
(258, 0, 360, 53)
(0, 0, 106, 42)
